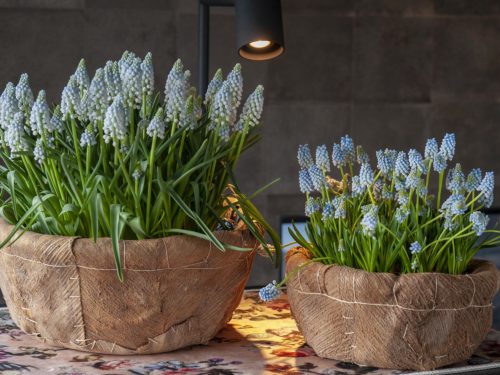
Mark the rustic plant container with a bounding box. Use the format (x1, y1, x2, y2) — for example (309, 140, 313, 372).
(286, 248, 500, 371)
(0, 220, 256, 355)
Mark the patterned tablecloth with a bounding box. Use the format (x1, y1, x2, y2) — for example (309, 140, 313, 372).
(0, 291, 498, 375)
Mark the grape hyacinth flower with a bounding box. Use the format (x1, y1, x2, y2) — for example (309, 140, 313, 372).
(147, 108, 166, 139)
(5, 112, 28, 156)
(394, 207, 409, 224)
(305, 197, 320, 217)
(259, 281, 280, 302)
(408, 149, 425, 174)
(477, 171, 494, 208)
(74, 59, 90, 95)
(209, 80, 232, 140)
(80, 125, 97, 147)
(397, 190, 409, 206)
(141, 52, 154, 98)
(299, 169, 314, 193)
(61, 75, 82, 120)
(465, 168, 482, 193)
(315, 144, 330, 172)
(409, 241, 422, 255)
(29, 90, 50, 136)
(405, 169, 420, 190)
(332, 143, 346, 168)
(361, 205, 379, 237)
(204, 69, 223, 105)
(469, 211, 489, 236)
(446, 164, 465, 194)
(440, 133, 455, 161)
(49, 106, 65, 134)
(441, 194, 467, 216)
(132, 167, 144, 180)
(322, 202, 334, 221)
(165, 59, 189, 123)
(433, 152, 447, 173)
(226, 63, 243, 117)
(15, 73, 34, 114)
(235, 85, 264, 133)
(332, 194, 347, 219)
(424, 138, 439, 160)
(376, 150, 391, 176)
(83, 68, 108, 124)
(356, 145, 370, 165)
(0, 83, 18, 129)
(297, 144, 314, 169)
(309, 164, 326, 191)
(120, 53, 142, 110)
(443, 213, 458, 232)
(104, 61, 122, 102)
(180, 95, 201, 130)
(33, 137, 45, 164)
(359, 163, 374, 187)
(340, 135, 355, 164)
(103, 94, 128, 146)
(351, 175, 365, 196)
(395, 151, 410, 177)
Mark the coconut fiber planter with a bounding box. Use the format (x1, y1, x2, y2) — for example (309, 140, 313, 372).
(0, 220, 257, 355)
(286, 248, 500, 371)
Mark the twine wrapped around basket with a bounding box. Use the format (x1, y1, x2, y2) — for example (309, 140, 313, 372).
(286, 248, 500, 371)
(0, 220, 257, 355)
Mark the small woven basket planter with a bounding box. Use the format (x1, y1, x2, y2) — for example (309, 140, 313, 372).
(0, 220, 256, 355)
(286, 248, 500, 371)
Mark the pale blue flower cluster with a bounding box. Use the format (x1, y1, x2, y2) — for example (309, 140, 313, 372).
(5, 112, 28, 156)
(80, 125, 97, 147)
(235, 85, 264, 133)
(298, 144, 314, 169)
(469, 211, 489, 236)
(164, 59, 190, 123)
(299, 169, 314, 193)
(0, 83, 19, 130)
(478, 172, 494, 208)
(309, 164, 326, 191)
(409, 241, 422, 254)
(305, 197, 320, 217)
(209, 64, 244, 140)
(315, 145, 330, 172)
(361, 204, 378, 237)
(259, 281, 280, 302)
(204, 69, 223, 105)
(29, 90, 50, 136)
(15, 73, 34, 114)
(146, 108, 166, 140)
(322, 202, 334, 221)
(103, 95, 128, 146)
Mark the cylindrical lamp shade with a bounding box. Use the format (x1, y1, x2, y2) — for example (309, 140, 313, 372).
(235, 0, 284, 61)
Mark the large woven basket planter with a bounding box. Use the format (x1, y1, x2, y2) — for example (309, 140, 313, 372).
(286, 248, 500, 371)
(0, 220, 257, 355)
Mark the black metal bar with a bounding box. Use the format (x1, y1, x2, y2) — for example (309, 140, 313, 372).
(198, 1, 210, 96)
(200, 0, 234, 6)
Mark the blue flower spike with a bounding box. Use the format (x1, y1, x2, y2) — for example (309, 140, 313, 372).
(259, 281, 281, 302)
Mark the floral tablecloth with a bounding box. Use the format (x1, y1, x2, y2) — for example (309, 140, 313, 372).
(0, 291, 498, 375)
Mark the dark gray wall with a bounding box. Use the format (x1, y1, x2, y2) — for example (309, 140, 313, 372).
(1, 0, 500, 285)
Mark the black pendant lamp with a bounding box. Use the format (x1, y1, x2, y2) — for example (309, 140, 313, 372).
(198, 0, 285, 94)
(235, 0, 285, 61)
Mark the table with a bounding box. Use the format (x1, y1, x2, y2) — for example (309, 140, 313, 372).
(0, 291, 498, 374)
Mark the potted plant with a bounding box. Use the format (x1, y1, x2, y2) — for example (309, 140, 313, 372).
(261, 134, 499, 370)
(0, 51, 280, 354)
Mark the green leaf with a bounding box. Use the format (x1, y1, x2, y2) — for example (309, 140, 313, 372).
(110, 204, 124, 282)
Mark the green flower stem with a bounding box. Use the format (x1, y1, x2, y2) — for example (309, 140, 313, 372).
(69, 117, 85, 184)
(145, 133, 157, 233)
(437, 170, 444, 209)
